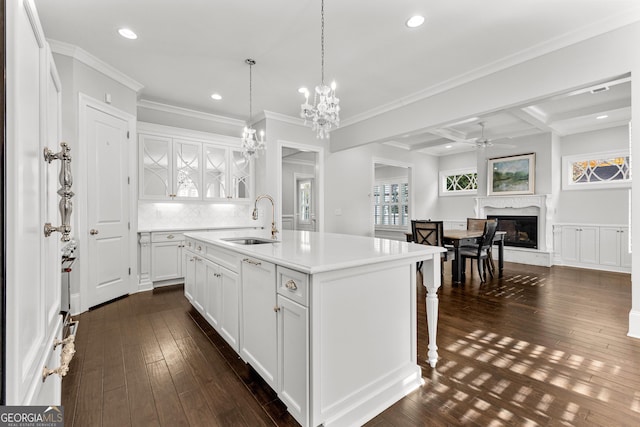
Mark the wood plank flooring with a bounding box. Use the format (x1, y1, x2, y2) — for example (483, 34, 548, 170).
(63, 262, 640, 426)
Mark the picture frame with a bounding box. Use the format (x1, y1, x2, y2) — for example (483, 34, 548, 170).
(487, 153, 535, 196)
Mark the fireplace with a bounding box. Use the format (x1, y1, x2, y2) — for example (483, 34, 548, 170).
(487, 215, 538, 249)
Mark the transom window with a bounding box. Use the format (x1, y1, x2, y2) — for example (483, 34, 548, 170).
(563, 150, 631, 190)
(374, 181, 409, 227)
(439, 168, 478, 196)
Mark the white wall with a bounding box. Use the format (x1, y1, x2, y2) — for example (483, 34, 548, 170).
(325, 144, 438, 237)
(555, 125, 630, 224)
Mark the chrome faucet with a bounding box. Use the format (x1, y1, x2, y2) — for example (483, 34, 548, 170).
(252, 194, 278, 239)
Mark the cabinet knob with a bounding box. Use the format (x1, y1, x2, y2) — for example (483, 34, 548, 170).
(187, 242, 192, 247)
(167, 234, 175, 239)
(285, 280, 298, 291)
(197, 245, 202, 251)
(273, 306, 281, 313)
(89, 229, 99, 235)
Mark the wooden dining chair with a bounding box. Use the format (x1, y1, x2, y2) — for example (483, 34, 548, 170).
(411, 220, 455, 274)
(460, 220, 499, 282)
(465, 217, 498, 272)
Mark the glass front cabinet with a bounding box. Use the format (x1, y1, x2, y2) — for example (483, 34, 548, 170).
(139, 127, 253, 202)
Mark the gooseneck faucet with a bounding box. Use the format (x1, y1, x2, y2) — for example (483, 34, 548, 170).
(252, 194, 279, 239)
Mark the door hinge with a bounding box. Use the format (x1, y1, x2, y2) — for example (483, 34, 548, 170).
(127, 176, 130, 185)
(127, 131, 130, 139)
(129, 267, 131, 275)
(128, 222, 131, 230)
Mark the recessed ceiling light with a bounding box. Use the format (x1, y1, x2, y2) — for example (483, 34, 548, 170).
(596, 115, 608, 120)
(406, 15, 425, 28)
(118, 28, 138, 40)
(210, 93, 222, 101)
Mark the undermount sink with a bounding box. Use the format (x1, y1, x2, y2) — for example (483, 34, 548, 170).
(222, 237, 278, 245)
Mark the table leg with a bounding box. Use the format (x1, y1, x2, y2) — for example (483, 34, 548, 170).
(498, 239, 504, 277)
(422, 255, 441, 368)
(453, 245, 462, 283)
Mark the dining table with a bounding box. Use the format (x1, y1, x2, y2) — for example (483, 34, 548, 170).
(443, 229, 506, 283)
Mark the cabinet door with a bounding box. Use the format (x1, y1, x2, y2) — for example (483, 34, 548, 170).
(620, 228, 632, 268)
(151, 241, 183, 282)
(184, 252, 196, 302)
(599, 227, 621, 267)
(241, 258, 277, 389)
(277, 296, 309, 427)
(139, 134, 172, 199)
(561, 226, 580, 263)
(205, 261, 221, 330)
(220, 265, 240, 351)
(230, 149, 251, 199)
(579, 226, 599, 264)
(173, 139, 202, 199)
(203, 144, 227, 199)
(193, 256, 207, 314)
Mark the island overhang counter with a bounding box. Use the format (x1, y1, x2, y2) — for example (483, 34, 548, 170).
(183, 229, 444, 427)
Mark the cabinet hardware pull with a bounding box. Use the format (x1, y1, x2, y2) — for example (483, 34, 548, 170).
(197, 245, 202, 251)
(285, 280, 298, 291)
(89, 229, 99, 235)
(243, 258, 262, 266)
(273, 305, 281, 313)
(43, 142, 73, 242)
(178, 244, 185, 248)
(167, 234, 175, 239)
(187, 242, 192, 247)
(189, 258, 194, 262)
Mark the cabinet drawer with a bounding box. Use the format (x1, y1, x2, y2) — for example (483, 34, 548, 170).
(277, 266, 308, 306)
(152, 232, 185, 243)
(205, 244, 241, 273)
(185, 238, 204, 253)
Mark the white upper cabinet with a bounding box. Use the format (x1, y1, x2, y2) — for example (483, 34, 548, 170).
(173, 139, 202, 199)
(140, 134, 172, 199)
(138, 123, 253, 202)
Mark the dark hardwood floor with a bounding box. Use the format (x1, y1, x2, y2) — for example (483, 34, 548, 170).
(63, 262, 640, 426)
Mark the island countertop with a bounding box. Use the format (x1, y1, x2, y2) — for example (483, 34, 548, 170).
(184, 229, 444, 274)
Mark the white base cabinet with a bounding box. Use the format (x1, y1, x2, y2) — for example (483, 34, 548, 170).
(554, 224, 631, 273)
(184, 237, 241, 351)
(240, 257, 278, 390)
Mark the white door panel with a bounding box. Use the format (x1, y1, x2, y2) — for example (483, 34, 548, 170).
(7, 0, 62, 405)
(86, 105, 131, 307)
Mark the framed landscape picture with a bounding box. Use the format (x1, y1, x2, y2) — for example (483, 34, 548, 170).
(487, 153, 535, 196)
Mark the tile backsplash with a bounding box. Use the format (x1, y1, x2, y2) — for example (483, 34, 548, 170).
(138, 201, 257, 231)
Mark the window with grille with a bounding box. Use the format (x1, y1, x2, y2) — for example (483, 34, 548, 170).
(439, 168, 478, 196)
(373, 181, 409, 227)
(563, 150, 631, 190)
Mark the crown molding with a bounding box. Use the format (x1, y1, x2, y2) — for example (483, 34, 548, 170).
(137, 121, 241, 146)
(137, 99, 246, 127)
(263, 110, 306, 126)
(48, 39, 144, 92)
(341, 9, 640, 128)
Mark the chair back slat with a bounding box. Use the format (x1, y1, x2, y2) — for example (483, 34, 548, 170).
(411, 220, 444, 247)
(480, 220, 499, 249)
(467, 217, 497, 232)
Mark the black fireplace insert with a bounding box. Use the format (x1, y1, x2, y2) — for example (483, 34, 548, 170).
(487, 215, 538, 249)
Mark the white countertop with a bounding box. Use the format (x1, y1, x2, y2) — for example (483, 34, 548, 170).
(185, 230, 445, 274)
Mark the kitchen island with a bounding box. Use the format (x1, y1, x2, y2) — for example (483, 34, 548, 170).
(183, 229, 444, 427)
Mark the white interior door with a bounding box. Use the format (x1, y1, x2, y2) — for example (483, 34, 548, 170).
(86, 105, 131, 307)
(6, 0, 63, 405)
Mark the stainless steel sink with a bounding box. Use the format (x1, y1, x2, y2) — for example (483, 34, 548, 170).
(222, 237, 278, 245)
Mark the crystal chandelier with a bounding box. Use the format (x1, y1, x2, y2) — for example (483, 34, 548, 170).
(300, 0, 340, 139)
(241, 58, 265, 158)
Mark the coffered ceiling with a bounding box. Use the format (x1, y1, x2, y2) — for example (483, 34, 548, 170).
(34, 0, 639, 154)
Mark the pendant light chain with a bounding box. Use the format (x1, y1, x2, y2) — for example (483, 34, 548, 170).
(321, 0, 325, 85)
(241, 58, 264, 158)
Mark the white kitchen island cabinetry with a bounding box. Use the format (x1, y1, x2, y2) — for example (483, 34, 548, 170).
(184, 230, 444, 427)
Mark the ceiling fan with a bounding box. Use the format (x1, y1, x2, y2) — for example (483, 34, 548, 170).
(464, 121, 514, 149)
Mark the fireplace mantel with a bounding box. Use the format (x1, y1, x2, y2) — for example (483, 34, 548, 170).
(474, 194, 553, 253)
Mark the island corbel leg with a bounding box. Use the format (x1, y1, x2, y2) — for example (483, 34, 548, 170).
(421, 254, 441, 368)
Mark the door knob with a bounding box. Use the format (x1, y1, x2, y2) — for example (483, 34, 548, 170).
(90, 229, 99, 235)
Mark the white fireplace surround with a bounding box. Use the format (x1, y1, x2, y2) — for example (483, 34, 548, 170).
(474, 194, 553, 253)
